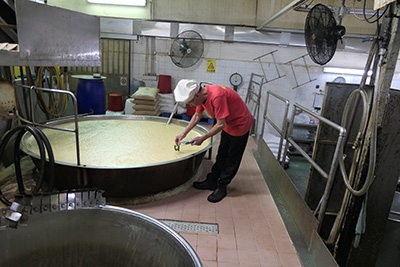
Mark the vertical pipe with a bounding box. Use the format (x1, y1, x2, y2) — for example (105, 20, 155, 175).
(260, 91, 270, 141)
(282, 105, 296, 169)
(317, 128, 347, 231)
(29, 86, 35, 126)
(70, 93, 81, 166)
(342, 39, 376, 151)
(278, 101, 290, 165)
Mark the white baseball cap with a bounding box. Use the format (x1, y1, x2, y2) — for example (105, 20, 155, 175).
(174, 79, 199, 103)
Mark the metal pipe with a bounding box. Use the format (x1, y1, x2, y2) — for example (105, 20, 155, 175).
(317, 128, 346, 231)
(29, 86, 35, 126)
(256, 0, 307, 30)
(262, 91, 290, 163)
(294, 103, 343, 131)
(15, 84, 81, 165)
(287, 136, 328, 179)
(286, 103, 347, 226)
(281, 103, 296, 171)
(166, 102, 179, 125)
(342, 39, 377, 147)
(262, 91, 271, 138)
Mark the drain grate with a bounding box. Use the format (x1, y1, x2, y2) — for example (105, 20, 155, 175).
(161, 220, 219, 234)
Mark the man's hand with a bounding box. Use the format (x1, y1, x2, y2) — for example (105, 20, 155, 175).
(191, 136, 206, 146)
(175, 133, 187, 145)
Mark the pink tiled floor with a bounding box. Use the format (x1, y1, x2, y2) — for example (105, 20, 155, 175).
(122, 137, 302, 267)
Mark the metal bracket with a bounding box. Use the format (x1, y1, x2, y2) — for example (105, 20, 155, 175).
(286, 54, 317, 89)
(0, 189, 106, 229)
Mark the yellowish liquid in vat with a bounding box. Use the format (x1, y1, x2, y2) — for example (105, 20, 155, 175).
(24, 120, 210, 167)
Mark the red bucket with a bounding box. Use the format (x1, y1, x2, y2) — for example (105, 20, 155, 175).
(157, 75, 172, 94)
(108, 93, 123, 111)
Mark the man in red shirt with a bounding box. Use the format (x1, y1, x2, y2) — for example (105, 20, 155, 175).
(174, 79, 254, 203)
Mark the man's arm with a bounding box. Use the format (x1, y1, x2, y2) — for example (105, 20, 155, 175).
(191, 118, 225, 145)
(175, 111, 203, 144)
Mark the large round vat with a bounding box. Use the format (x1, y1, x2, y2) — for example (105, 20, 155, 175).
(21, 116, 213, 199)
(0, 205, 202, 266)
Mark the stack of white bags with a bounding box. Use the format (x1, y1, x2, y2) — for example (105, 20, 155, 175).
(125, 87, 161, 116)
(158, 93, 186, 115)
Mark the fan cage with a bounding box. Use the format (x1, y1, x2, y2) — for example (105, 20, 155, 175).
(304, 4, 339, 66)
(170, 30, 204, 68)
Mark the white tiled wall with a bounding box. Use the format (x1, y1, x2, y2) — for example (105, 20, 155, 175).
(131, 36, 400, 138)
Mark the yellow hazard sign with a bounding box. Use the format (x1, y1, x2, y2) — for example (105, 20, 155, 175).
(207, 60, 216, 73)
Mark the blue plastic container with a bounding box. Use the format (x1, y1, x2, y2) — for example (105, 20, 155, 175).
(75, 75, 106, 115)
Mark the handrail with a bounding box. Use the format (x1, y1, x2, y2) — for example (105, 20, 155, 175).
(245, 73, 264, 137)
(261, 90, 290, 165)
(14, 84, 81, 166)
(282, 103, 346, 231)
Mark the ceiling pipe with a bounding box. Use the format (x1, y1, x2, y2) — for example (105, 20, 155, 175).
(256, 1, 377, 31)
(256, 0, 307, 30)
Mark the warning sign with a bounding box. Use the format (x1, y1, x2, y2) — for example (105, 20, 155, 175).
(207, 60, 216, 73)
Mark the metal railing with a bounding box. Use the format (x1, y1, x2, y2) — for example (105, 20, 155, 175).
(261, 90, 290, 165)
(245, 73, 264, 136)
(262, 92, 347, 231)
(15, 84, 81, 166)
(282, 103, 346, 230)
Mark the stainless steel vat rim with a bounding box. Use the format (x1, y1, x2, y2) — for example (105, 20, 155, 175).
(0, 203, 202, 266)
(20, 115, 214, 169)
(102, 204, 202, 266)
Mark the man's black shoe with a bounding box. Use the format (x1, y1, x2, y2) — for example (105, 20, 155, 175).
(207, 185, 227, 203)
(193, 179, 217, 191)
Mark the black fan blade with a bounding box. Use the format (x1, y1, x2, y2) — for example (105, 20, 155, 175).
(305, 4, 340, 65)
(170, 30, 204, 68)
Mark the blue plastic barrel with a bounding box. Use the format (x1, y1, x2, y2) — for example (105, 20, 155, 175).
(74, 75, 106, 115)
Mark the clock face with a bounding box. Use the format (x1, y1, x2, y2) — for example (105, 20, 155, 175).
(230, 73, 243, 86)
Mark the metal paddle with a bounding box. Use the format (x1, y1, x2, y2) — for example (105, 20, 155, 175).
(166, 102, 179, 125)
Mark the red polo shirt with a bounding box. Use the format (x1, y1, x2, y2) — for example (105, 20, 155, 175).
(196, 84, 254, 136)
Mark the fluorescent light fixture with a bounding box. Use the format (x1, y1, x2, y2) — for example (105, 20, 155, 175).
(323, 67, 372, 76)
(87, 0, 146, 6)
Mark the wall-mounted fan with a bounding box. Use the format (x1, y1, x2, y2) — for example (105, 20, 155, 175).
(170, 30, 204, 68)
(305, 4, 346, 65)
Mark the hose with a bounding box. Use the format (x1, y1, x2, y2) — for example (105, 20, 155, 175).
(0, 125, 55, 206)
(326, 89, 371, 244)
(363, 0, 389, 24)
(35, 67, 68, 118)
(14, 126, 55, 193)
(338, 88, 375, 196)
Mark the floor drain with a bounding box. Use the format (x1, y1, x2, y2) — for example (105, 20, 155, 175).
(161, 220, 219, 234)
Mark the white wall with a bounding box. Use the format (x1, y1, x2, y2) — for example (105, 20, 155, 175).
(130, 36, 400, 138)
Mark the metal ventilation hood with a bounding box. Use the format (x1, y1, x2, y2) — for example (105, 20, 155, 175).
(0, 0, 101, 67)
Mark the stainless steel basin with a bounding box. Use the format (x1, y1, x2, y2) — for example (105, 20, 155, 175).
(0, 205, 202, 267)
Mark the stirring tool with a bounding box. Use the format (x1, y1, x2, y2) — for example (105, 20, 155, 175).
(166, 102, 179, 126)
(174, 139, 193, 151)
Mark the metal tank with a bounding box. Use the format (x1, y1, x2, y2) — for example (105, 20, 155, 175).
(20, 115, 213, 199)
(0, 194, 202, 267)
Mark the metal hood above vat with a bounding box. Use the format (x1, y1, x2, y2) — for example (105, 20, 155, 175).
(0, 0, 101, 67)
